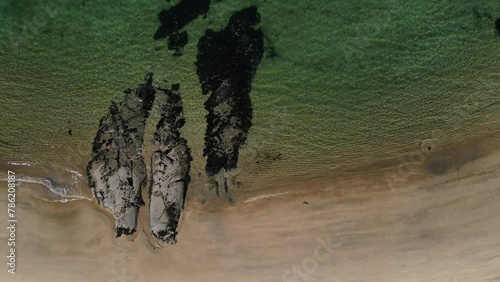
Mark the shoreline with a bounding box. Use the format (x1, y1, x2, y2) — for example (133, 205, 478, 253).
(186, 122, 500, 212)
(1, 131, 500, 281)
(0, 120, 498, 220)
(0, 123, 500, 281)
(2, 121, 500, 212)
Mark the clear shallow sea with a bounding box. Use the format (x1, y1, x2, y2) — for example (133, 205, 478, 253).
(1, 0, 500, 200)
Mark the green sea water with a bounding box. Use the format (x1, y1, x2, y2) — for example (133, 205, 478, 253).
(1, 0, 500, 195)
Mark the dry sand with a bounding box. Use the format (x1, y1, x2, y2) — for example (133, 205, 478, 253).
(1, 131, 500, 282)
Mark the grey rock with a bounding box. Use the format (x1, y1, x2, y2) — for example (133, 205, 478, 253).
(87, 74, 155, 237)
(149, 85, 191, 244)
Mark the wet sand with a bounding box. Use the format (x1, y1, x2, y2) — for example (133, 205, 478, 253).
(1, 130, 500, 282)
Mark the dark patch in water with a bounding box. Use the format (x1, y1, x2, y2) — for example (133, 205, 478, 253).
(264, 33, 279, 59)
(0, 139, 14, 149)
(167, 31, 188, 56)
(427, 160, 448, 175)
(67, 121, 73, 136)
(196, 6, 263, 94)
(257, 151, 282, 163)
(265, 45, 279, 59)
(195, 6, 264, 193)
(472, 8, 492, 22)
(154, 0, 211, 40)
(496, 18, 500, 35)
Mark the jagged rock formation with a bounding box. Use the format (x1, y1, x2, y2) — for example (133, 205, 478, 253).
(149, 84, 192, 244)
(86, 74, 156, 237)
(195, 6, 264, 194)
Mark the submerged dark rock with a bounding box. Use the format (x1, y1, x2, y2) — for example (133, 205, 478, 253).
(154, 0, 211, 40)
(167, 31, 188, 56)
(195, 6, 264, 194)
(149, 85, 192, 244)
(264, 33, 279, 59)
(86, 74, 155, 237)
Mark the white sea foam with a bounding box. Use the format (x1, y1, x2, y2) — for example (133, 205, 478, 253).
(7, 161, 35, 167)
(244, 192, 288, 203)
(67, 169, 84, 178)
(8, 175, 91, 202)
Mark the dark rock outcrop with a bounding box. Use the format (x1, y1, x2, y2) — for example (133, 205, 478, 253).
(149, 84, 192, 244)
(86, 74, 155, 237)
(154, 0, 211, 40)
(195, 6, 264, 194)
(496, 18, 500, 35)
(167, 31, 188, 56)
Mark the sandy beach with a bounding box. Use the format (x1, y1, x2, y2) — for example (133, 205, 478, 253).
(1, 128, 499, 282)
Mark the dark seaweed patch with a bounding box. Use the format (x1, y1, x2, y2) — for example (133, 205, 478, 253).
(496, 18, 500, 35)
(195, 6, 264, 191)
(427, 160, 448, 175)
(116, 227, 136, 238)
(167, 31, 188, 56)
(196, 6, 263, 95)
(154, 0, 211, 40)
